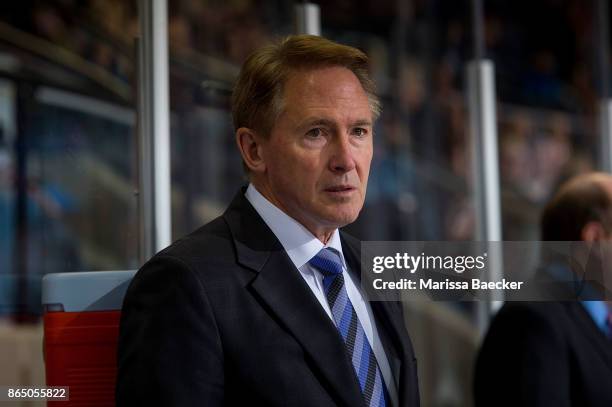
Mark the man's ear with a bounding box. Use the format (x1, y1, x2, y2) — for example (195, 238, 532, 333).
(235, 127, 266, 174)
(581, 221, 606, 242)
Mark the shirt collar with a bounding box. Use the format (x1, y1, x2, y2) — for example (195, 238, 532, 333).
(542, 263, 611, 334)
(582, 300, 611, 333)
(245, 183, 346, 270)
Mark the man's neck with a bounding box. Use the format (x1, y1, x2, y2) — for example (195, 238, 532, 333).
(249, 181, 336, 244)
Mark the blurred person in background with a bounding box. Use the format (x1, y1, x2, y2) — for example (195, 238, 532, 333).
(474, 172, 612, 407)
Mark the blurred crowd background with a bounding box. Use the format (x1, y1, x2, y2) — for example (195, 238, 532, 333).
(0, 0, 608, 406)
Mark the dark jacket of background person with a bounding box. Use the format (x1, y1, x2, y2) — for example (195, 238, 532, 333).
(474, 301, 612, 407)
(474, 172, 612, 407)
(116, 191, 420, 406)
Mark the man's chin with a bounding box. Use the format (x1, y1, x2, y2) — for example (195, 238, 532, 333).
(321, 210, 360, 229)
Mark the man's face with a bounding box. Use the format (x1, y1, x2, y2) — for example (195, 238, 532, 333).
(258, 66, 373, 237)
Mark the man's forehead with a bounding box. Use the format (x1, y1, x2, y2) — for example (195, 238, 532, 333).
(284, 66, 365, 93)
(281, 67, 370, 112)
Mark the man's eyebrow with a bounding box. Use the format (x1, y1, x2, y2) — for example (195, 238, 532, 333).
(300, 118, 336, 128)
(299, 118, 372, 129)
(351, 119, 372, 127)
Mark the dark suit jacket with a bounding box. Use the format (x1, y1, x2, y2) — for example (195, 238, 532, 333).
(116, 190, 420, 406)
(474, 301, 612, 407)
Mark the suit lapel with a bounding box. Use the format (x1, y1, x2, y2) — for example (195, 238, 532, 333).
(251, 252, 366, 407)
(223, 190, 365, 407)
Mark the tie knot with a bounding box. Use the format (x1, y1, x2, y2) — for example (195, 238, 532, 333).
(309, 247, 343, 277)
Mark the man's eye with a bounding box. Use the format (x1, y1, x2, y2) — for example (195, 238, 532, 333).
(353, 128, 368, 137)
(306, 128, 323, 138)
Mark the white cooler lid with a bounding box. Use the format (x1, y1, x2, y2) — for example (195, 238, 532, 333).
(42, 270, 137, 312)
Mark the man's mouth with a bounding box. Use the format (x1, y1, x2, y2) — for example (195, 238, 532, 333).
(324, 185, 356, 193)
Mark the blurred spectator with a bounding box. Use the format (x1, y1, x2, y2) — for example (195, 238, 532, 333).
(475, 172, 612, 407)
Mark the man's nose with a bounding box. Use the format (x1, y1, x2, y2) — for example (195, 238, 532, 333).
(329, 134, 356, 173)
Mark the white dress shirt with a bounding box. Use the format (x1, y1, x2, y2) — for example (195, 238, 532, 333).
(245, 184, 398, 406)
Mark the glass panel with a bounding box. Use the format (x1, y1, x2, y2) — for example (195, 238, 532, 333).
(0, 1, 139, 315)
(0, 0, 139, 393)
(486, 0, 599, 240)
(168, 0, 295, 238)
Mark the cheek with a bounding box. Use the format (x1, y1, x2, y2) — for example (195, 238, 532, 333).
(268, 149, 319, 188)
(282, 151, 324, 179)
(357, 149, 373, 179)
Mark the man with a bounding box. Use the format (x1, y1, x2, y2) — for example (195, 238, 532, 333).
(474, 172, 612, 407)
(117, 35, 420, 407)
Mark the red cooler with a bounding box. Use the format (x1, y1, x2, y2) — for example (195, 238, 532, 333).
(42, 270, 136, 407)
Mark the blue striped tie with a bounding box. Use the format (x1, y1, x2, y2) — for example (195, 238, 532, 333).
(309, 248, 388, 407)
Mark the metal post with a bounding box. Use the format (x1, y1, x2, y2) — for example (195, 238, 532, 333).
(471, 0, 485, 61)
(137, 0, 172, 263)
(467, 0, 504, 334)
(601, 100, 612, 172)
(13, 82, 28, 321)
(468, 62, 502, 245)
(295, 2, 321, 36)
(597, 0, 612, 172)
(468, 60, 504, 323)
